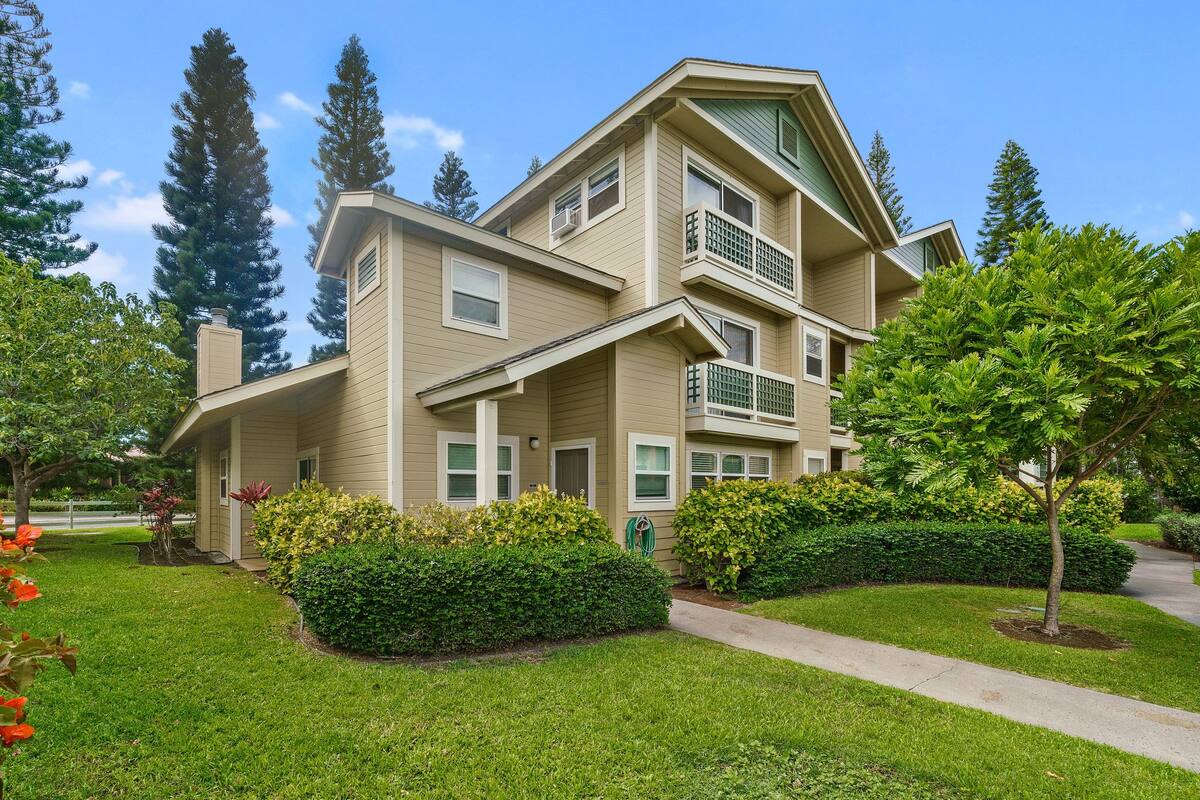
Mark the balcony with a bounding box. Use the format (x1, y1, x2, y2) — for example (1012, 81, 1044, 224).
(686, 360, 798, 442)
(682, 203, 797, 312)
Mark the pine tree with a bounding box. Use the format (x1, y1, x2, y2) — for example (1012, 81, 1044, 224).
(864, 131, 911, 235)
(425, 150, 478, 221)
(0, 0, 93, 268)
(305, 34, 394, 362)
(151, 28, 289, 387)
(526, 155, 542, 177)
(976, 139, 1050, 266)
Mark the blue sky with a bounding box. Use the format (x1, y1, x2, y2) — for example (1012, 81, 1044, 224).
(40, 0, 1199, 363)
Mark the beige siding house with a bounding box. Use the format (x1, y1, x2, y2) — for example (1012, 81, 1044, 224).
(162, 59, 965, 570)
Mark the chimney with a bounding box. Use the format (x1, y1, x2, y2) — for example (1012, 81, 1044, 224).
(196, 307, 242, 396)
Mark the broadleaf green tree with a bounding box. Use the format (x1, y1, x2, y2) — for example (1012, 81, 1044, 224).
(864, 131, 910, 234)
(0, 255, 186, 526)
(976, 139, 1049, 266)
(151, 28, 289, 386)
(836, 226, 1200, 635)
(306, 34, 394, 362)
(0, 0, 94, 269)
(424, 150, 478, 221)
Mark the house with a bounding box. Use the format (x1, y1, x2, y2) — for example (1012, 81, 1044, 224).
(161, 58, 965, 571)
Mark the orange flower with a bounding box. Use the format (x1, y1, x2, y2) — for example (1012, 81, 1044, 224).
(0, 697, 32, 746)
(1, 525, 42, 552)
(5, 579, 39, 608)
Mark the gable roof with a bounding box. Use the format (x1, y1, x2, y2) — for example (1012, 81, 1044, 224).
(314, 191, 624, 292)
(881, 220, 966, 278)
(475, 57, 900, 249)
(417, 297, 727, 411)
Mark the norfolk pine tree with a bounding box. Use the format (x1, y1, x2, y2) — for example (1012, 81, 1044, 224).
(976, 139, 1049, 266)
(425, 150, 478, 221)
(865, 131, 911, 234)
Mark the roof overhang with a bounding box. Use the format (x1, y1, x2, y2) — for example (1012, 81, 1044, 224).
(475, 58, 900, 250)
(879, 219, 967, 282)
(416, 298, 727, 412)
(314, 191, 624, 292)
(160, 355, 350, 454)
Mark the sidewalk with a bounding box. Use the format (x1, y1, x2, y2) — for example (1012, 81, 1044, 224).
(670, 599, 1200, 772)
(1120, 541, 1200, 625)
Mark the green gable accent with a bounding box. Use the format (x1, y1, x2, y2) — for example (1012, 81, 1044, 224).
(888, 236, 942, 276)
(693, 98, 859, 231)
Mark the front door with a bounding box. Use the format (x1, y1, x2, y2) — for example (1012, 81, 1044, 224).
(553, 446, 591, 506)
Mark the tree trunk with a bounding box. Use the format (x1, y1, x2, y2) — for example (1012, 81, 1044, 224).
(8, 459, 32, 530)
(1042, 486, 1064, 636)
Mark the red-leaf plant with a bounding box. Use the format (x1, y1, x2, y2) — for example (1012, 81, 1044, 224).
(0, 515, 77, 798)
(229, 480, 271, 510)
(141, 479, 183, 562)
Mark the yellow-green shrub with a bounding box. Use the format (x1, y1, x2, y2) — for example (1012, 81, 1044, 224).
(466, 485, 613, 547)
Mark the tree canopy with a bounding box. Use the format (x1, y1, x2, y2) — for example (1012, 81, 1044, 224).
(837, 225, 1200, 632)
(976, 139, 1049, 266)
(425, 150, 478, 221)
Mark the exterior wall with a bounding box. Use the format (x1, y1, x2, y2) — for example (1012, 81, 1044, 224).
(611, 332, 686, 572)
(811, 250, 871, 329)
(547, 348, 610, 517)
(195, 423, 230, 555)
(237, 409, 297, 558)
(296, 219, 391, 497)
(876, 287, 917, 324)
(684, 284, 787, 373)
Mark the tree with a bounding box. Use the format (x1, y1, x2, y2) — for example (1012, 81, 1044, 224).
(305, 34, 394, 362)
(976, 139, 1050, 266)
(836, 225, 1200, 635)
(526, 155, 542, 177)
(0, 255, 185, 527)
(0, 0, 93, 269)
(864, 131, 910, 234)
(151, 28, 289, 386)
(425, 150, 478, 221)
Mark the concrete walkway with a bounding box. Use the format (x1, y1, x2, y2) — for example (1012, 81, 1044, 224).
(670, 600, 1200, 772)
(1119, 541, 1200, 625)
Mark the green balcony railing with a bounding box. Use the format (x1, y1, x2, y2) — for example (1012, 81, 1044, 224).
(683, 203, 796, 294)
(686, 360, 795, 422)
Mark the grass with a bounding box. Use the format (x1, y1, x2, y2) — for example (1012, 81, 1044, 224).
(8, 529, 1198, 799)
(746, 583, 1200, 712)
(1113, 523, 1162, 542)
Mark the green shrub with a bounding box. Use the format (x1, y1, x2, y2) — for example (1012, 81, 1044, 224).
(252, 482, 403, 592)
(738, 522, 1137, 601)
(294, 542, 671, 655)
(674, 476, 1125, 592)
(1119, 475, 1161, 523)
(1156, 513, 1200, 554)
(465, 485, 613, 547)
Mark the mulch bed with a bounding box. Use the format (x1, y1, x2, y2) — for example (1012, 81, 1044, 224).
(670, 584, 745, 610)
(129, 540, 212, 567)
(991, 617, 1129, 651)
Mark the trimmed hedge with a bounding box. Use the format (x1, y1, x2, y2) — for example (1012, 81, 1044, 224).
(1156, 513, 1200, 554)
(738, 522, 1137, 601)
(673, 473, 1125, 592)
(294, 542, 672, 655)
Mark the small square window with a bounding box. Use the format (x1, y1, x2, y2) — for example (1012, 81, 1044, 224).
(630, 434, 675, 509)
(442, 249, 508, 338)
(439, 433, 518, 506)
(296, 449, 319, 486)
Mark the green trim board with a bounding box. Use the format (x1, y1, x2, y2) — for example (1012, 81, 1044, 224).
(693, 98, 859, 231)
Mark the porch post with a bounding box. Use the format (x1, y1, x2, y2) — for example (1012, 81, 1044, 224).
(475, 398, 498, 507)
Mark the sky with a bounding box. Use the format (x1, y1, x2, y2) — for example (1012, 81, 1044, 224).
(38, 0, 1200, 364)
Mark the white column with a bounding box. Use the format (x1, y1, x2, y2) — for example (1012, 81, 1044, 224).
(229, 415, 242, 561)
(475, 398, 498, 507)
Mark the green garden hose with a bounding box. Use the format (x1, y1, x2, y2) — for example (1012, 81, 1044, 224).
(624, 515, 655, 557)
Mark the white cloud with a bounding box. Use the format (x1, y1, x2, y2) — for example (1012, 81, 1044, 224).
(58, 247, 133, 287)
(58, 159, 94, 181)
(1180, 210, 1195, 229)
(279, 91, 315, 114)
(68, 81, 90, 99)
(97, 168, 124, 186)
(81, 192, 168, 231)
(384, 114, 464, 151)
(267, 205, 297, 227)
(256, 111, 280, 130)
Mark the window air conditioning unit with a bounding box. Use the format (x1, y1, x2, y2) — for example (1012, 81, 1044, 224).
(551, 206, 580, 236)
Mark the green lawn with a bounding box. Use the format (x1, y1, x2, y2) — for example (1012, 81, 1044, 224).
(1113, 523, 1162, 542)
(746, 583, 1200, 713)
(8, 529, 1198, 799)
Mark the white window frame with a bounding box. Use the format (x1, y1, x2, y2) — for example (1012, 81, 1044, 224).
(682, 146, 761, 231)
(548, 144, 626, 248)
(296, 447, 319, 486)
(803, 325, 827, 385)
(441, 247, 509, 339)
(436, 430, 520, 509)
(628, 432, 676, 512)
(218, 449, 229, 506)
(353, 234, 382, 305)
(697, 303, 761, 368)
(804, 449, 828, 475)
(688, 447, 772, 491)
(549, 438, 597, 509)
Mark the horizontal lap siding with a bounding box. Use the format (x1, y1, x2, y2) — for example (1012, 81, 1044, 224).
(876, 287, 916, 324)
(237, 409, 297, 557)
(297, 220, 390, 498)
(401, 231, 606, 507)
(685, 284, 786, 375)
(548, 349, 610, 523)
(812, 251, 869, 330)
(615, 333, 684, 572)
(657, 124, 685, 303)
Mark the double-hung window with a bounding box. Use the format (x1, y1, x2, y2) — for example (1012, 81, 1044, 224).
(629, 433, 675, 510)
(442, 249, 508, 338)
(803, 326, 826, 384)
(549, 146, 625, 243)
(686, 158, 756, 228)
(689, 449, 771, 490)
(354, 237, 380, 302)
(296, 449, 319, 486)
(439, 432, 518, 507)
(699, 310, 755, 367)
(218, 450, 229, 506)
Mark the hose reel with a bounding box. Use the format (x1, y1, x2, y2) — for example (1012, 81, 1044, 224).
(624, 514, 655, 557)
